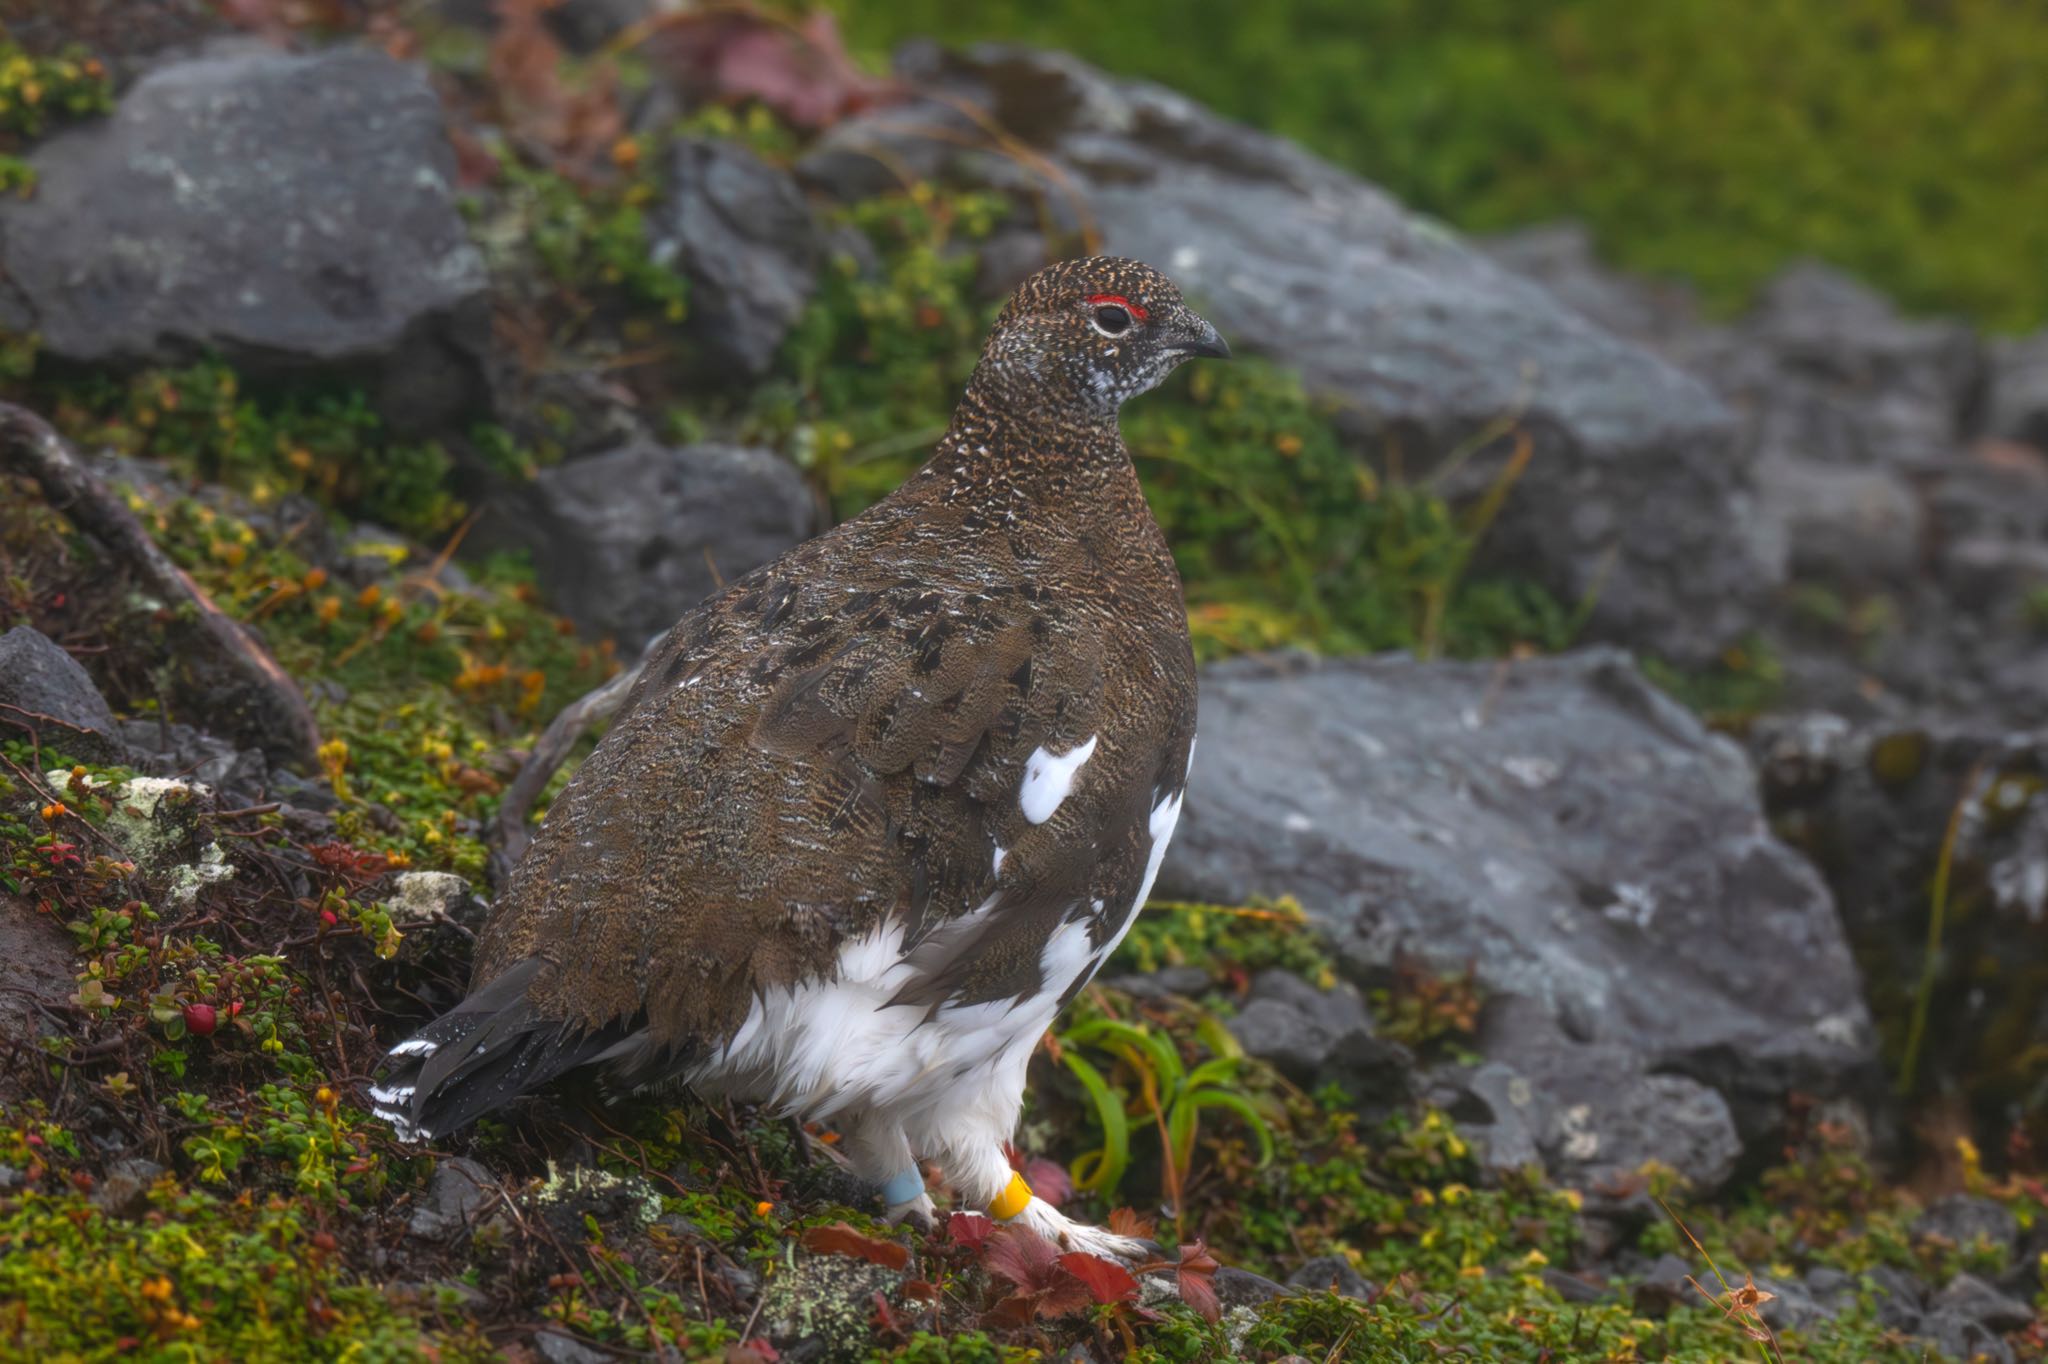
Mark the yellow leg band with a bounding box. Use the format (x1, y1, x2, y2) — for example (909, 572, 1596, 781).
(988, 1171, 1032, 1221)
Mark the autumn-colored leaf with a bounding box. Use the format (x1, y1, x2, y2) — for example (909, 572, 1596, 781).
(1057, 1251, 1139, 1306)
(948, 1211, 993, 1252)
(901, 1278, 941, 1303)
(801, 1221, 910, 1270)
(1108, 1206, 1158, 1241)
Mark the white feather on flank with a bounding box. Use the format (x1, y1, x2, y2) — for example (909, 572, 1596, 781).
(389, 1037, 438, 1057)
(1018, 734, 1098, 824)
(693, 745, 1196, 1160)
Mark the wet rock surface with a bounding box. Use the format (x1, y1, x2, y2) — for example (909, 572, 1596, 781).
(1487, 223, 2048, 733)
(478, 439, 816, 646)
(0, 43, 489, 434)
(0, 625, 123, 760)
(651, 137, 823, 382)
(1163, 648, 1877, 1150)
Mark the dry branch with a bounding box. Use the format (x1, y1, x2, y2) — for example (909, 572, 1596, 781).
(0, 401, 323, 770)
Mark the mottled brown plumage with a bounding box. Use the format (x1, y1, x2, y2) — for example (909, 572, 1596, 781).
(375, 257, 1227, 1258)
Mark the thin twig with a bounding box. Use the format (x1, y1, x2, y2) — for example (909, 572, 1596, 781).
(490, 660, 644, 876)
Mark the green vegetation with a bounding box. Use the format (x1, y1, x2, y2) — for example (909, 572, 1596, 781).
(837, 0, 2048, 330)
(0, 39, 111, 195)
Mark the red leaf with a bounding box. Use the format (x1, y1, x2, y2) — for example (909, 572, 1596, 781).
(1057, 1251, 1139, 1306)
(947, 1212, 994, 1252)
(982, 1223, 1059, 1293)
(1175, 1240, 1222, 1324)
(644, 9, 893, 131)
(801, 1222, 910, 1270)
(902, 1278, 940, 1303)
(1035, 1272, 1097, 1320)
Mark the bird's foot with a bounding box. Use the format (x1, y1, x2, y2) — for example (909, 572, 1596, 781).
(884, 1191, 937, 1230)
(1011, 1199, 1152, 1263)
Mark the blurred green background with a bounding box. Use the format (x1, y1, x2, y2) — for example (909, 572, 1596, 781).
(835, 0, 2048, 331)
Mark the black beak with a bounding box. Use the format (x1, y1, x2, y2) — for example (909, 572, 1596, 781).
(1176, 314, 1231, 361)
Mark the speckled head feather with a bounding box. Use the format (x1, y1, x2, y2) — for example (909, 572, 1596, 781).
(371, 256, 1228, 1262)
(969, 256, 1229, 421)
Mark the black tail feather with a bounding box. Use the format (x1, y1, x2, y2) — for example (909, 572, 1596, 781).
(369, 959, 642, 1140)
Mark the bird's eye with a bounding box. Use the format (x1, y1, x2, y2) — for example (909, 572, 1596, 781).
(1091, 304, 1133, 337)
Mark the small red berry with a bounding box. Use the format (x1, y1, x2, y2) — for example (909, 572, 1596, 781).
(320, 908, 338, 927)
(183, 1003, 217, 1036)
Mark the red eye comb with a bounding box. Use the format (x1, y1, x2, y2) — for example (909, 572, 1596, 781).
(1086, 293, 1148, 321)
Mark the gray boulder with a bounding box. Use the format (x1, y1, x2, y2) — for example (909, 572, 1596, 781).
(482, 440, 815, 646)
(1225, 969, 1411, 1103)
(1285, 1255, 1374, 1301)
(1442, 996, 1743, 1201)
(407, 1157, 496, 1241)
(1160, 650, 1878, 1143)
(1990, 329, 2048, 451)
(650, 138, 822, 381)
(1915, 1195, 2021, 1265)
(0, 626, 122, 760)
(800, 44, 1776, 664)
(1931, 1273, 2034, 1335)
(0, 43, 488, 434)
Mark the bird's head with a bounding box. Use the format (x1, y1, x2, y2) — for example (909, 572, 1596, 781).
(970, 256, 1230, 423)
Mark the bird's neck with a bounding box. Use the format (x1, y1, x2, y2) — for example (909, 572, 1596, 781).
(922, 383, 1137, 505)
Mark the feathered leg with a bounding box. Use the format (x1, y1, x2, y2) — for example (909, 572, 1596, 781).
(842, 1109, 935, 1226)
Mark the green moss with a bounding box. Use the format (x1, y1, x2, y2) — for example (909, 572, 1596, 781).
(23, 361, 464, 541)
(0, 1178, 459, 1363)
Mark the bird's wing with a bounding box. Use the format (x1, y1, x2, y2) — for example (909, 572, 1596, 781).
(477, 556, 1192, 1049)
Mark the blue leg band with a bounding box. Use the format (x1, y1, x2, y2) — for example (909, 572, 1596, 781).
(880, 1165, 925, 1206)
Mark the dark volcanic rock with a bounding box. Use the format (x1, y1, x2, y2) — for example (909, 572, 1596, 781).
(0, 625, 122, 760)
(0, 43, 488, 434)
(1991, 329, 2048, 451)
(1225, 969, 1410, 1102)
(650, 138, 822, 381)
(1489, 225, 2048, 731)
(407, 1157, 496, 1241)
(1285, 1255, 1374, 1301)
(481, 440, 815, 647)
(1440, 996, 1742, 1201)
(801, 43, 1774, 664)
(0, 893, 88, 1099)
(1914, 1194, 2022, 1264)
(1162, 650, 1878, 1145)
(1754, 716, 2048, 1124)
(1931, 1273, 2034, 1335)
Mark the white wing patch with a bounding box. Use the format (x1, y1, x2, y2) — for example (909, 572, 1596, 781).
(1019, 734, 1099, 824)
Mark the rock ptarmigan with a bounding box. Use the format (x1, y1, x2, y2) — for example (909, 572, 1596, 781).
(372, 257, 1228, 1259)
